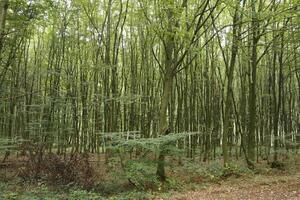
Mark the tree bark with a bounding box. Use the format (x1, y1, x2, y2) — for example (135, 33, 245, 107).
(0, 0, 8, 52)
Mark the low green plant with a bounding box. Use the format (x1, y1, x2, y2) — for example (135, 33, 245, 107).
(105, 132, 196, 192)
(0, 181, 8, 191)
(205, 162, 225, 179)
(108, 191, 154, 200)
(68, 189, 104, 200)
(165, 178, 182, 190)
(123, 159, 160, 191)
(222, 162, 253, 178)
(184, 161, 253, 181)
(2, 191, 19, 200)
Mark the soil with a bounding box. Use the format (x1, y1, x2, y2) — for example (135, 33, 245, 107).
(167, 171, 300, 200)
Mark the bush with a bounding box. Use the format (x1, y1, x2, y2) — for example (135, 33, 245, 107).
(184, 161, 252, 181)
(122, 159, 160, 191)
(222, 162, 252, 178)
(106, 133, 192, 191)
(165, 178, 181, 190)
(18, 143, 94, 188)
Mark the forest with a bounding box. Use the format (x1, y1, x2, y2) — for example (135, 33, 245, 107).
(0, 0, 299, 199)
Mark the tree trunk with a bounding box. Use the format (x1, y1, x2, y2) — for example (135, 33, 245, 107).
(223, 0, 242, 166)
(0, 0, 8, 52)
(247, 0, 259, 167)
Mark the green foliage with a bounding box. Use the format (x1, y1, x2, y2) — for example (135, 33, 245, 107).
(203, 162, 225, 179)
(223, 162, 253, 177)
(0, 180, 154, 200)
(18, 185, 56, 200)
(112, 132, 198, 155)
(0, 183, 105, 200)
(94, 179, 128, 196)
(68, 189, 104, 200)
(123, 159, 160, 191)
(108, 191, 154, 200)
(184, 161, 253, 181)
(0, 0, 299, 198)
(105, 132, 197, 191)
(1, 191, 19, 200)
(0, 184, 55, 200)
(0, 181, 8, 193)
(164, 178, 182, 190)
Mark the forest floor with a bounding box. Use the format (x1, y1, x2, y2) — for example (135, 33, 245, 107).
(165, 170, 300, 200)
(0, 152, 299, 200)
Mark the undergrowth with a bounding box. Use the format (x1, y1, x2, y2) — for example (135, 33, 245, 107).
(0, 137, 298, 200)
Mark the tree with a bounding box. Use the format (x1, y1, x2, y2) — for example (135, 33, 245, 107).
(0, 0, 8, 52)
(140, 0, 222, 181)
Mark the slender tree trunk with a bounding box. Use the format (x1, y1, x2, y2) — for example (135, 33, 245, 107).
(247, 0, 260, 167)
(156, 73, 174, 181)
(222, 0, 242, 166)
(0, 0, 8, 53)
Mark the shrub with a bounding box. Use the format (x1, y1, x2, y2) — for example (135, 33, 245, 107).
(122, 159, 160, 191)
(19, 143, 94, 188)
(105, 132, 194, 191)
(184, 161, 252, 181)
(222, 162, 252, 178)
(205, 162, 225, 179)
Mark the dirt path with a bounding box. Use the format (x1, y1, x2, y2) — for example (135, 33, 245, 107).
(168, 172, 300, 200)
